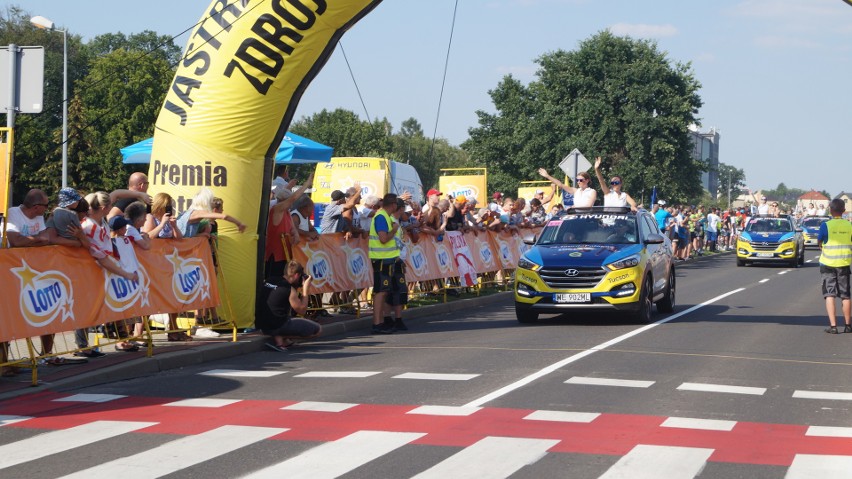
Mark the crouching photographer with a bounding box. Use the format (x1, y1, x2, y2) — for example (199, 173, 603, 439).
(257, 260, 322, 351)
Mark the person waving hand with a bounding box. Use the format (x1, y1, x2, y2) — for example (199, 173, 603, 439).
(594, 157, 637, 211)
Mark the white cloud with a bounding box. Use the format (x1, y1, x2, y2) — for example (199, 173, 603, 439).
(730, 0, 841, 19)
(694, 52, 717, 63)
(608, 23, 678, 39)
(753, 35, 820, 48)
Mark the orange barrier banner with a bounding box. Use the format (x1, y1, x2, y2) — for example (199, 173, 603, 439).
(0, 238, 219, 342)
(292, 233, 372, 294)
(403, 235, 459, 283)
(464, 231, 502, 274)
(488, 230, 523, 269)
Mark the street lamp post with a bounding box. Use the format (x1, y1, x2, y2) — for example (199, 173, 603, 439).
(30, 15, 68, 188)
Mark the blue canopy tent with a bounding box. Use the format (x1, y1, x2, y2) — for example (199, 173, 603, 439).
(120, 132, 333, 164)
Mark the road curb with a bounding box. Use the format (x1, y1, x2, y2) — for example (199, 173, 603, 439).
(4, 291, 513, 398)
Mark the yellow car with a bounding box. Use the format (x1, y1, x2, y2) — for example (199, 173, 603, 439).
(735, 215, 804, 267)
(514, 207, 676, 324)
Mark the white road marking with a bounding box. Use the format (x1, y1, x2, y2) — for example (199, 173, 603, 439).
(294, 371, 381, 378)
(59, 425, 285, 479)
(393, 372, 480, 381)
(199, 369, 286, 378)
(0, 420, 157, 469)
(0, 415, 32, 427)
(793, 390, 852, 401)
(411, 436, 558, 479)
(463, 288, 746, 408)
(778, 270, 789, 275)
(661, 417, 737, 431)
(759, 278, 770, 283)
(598, 444, 713, 479)
(523, 410, 600, 423)
(805, 259, 813, 263)
(677, 382, 766, 396)
(786, 453, 852, 478)
(163, 398, 241, 408)
(806, 425, 852, 438)
(407, 405, 482, 416)
(281, 401, 357, 412)
(53, 393, 126, 403)
(566, 376, 655, 388)
(242, 430, 425, 479)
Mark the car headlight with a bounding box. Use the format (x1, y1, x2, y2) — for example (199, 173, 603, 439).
(518, 256, 541, 271)
(516, 282, 535, 297)
(607, 254, 640, 271)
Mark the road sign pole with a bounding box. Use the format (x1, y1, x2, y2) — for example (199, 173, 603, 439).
(6, 44, 17, 130)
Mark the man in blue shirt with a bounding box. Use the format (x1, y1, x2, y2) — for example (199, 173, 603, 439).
(654, 200, 672, 231)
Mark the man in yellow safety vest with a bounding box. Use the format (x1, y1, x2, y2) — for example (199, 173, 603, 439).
(369, 193, 402, 334)
(818, 199, 852, 334)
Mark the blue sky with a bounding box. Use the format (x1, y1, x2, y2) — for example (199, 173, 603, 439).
(11, 0, 852, 197)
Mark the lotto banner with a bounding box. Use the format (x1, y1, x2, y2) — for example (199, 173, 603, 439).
(292, 233, 372, 293)
(0, 238, 219, 342)
(464, 231, 501, 274)
(488, 230, 524, 269)
(149, 0, 383, 327)
(438, 172, 487, 207)
(402, 236, 459, 283)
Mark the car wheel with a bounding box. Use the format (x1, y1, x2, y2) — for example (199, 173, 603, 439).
(515, 306, 538, 324)
(633, 277, 653, 323)
(736, 257, 745, 267)
(656, 267, 675, 313)
(798, 248, 805, 266)
(790, 255, 799, 268)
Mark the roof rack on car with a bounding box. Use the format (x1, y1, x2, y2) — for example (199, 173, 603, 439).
(566, 206, 632, 215)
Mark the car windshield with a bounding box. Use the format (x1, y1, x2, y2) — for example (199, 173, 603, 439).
(746, 218, 792, 233)
(802, 217, 829, 228)
(537, 214, 639, 245)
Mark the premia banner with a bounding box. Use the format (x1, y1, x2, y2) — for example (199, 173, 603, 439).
(148, 0, 382, 327)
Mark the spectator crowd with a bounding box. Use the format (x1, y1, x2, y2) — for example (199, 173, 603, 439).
(5, 158, 787, 372)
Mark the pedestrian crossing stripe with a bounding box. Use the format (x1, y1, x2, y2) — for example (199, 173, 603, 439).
(2, 392, 852, 469)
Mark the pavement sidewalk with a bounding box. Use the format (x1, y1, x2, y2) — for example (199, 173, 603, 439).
(0, 291, 513, 401)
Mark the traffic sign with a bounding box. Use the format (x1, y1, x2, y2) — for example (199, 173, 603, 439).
(558, 148, 591, 180)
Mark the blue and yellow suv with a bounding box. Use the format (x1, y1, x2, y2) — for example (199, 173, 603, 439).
(514, 207, 675, 324)
(736, 215, 804, 267)
(799, 215, 830, 249)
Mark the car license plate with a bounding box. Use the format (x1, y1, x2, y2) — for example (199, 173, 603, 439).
(554, 293, 590, 303)
(756, 252, 774, 258)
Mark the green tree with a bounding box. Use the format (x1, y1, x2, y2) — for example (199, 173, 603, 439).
(290, 108, 394, 159)
(463, 31, 704, 204)
(0, 6, 89, 200)
(72, 47, 174, 193)
(716, 162, 747, 208)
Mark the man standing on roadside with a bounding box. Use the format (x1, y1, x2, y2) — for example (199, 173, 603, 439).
(818, 199, 852, 334)
(368, 194, 401, 334)
(705, 207, 721, 252)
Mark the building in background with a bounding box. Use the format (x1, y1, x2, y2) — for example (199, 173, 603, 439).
(688, 125, 720, 200)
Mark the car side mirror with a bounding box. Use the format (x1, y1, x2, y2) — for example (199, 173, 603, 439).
(645, 233, 665, 244)
(523, 234, 537, 245)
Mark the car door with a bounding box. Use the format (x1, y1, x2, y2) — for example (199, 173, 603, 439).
(639, 214, 664, 294)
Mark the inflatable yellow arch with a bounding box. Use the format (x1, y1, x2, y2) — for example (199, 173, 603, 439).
(148, 0, 383, 327)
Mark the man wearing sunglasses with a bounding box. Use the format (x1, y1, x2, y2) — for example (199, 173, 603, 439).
(594, 157, 638, 211)
(538, 168, 597, 207)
